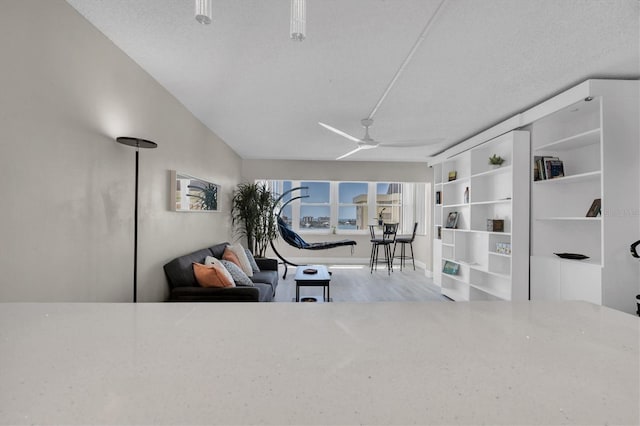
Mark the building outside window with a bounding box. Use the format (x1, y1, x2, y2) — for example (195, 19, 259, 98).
(376, 182, 402, 225)
(338, 182, 368, 230)
(299, 181, 330, 230)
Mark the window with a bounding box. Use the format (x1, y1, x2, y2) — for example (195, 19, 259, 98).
(267, 180, 293, 226)
(376, 182, 402, 225)
(299, 181, 330, 230)
(338, 182, 368, 230)
(263, 179, 427, 235)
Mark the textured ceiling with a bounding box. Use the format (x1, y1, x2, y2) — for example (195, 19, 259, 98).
(65, 0, 639, 162)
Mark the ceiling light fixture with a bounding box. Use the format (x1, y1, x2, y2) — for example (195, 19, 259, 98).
(195, 0, 212, 25)
(290, 0, 306, 41)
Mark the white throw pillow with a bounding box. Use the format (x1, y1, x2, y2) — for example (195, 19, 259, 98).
(204, 256, 235, 284)
(226, 244, 254, 277)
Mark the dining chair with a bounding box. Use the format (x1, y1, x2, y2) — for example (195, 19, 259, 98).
(393, 222, 418, 271)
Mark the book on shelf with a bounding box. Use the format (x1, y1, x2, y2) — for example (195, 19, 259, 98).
(442, 260, 459, 275)
(435, 191, 441, 205)
(534, 156, 564, 180)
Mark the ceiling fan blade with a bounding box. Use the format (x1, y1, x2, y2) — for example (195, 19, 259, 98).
(378, 138, 445, 148)
(336, 146, 365, 160)
(319, 122, 361, 143)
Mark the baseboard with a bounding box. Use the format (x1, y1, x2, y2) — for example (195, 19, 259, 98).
(282, 257, 430, 274)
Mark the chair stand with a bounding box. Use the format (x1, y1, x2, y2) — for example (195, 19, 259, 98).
(393, 240, 415, 271)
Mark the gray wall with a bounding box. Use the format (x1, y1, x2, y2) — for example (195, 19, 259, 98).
(0, 0, 241, 302)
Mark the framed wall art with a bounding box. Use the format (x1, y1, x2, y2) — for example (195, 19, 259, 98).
(170, 170, 220, 212)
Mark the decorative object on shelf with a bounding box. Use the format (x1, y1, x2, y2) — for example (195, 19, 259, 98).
(290, 0, 306, 41)
(442, 260, 459, 275)
(445, 212, 459, 229)
(496, 242, 511, 254)
(586, 198, 601, 217)
(115, 136, 158, 303)
(448, 170, 457, 181)
(195, 0, 212, 24)
(437, 226, 442, 239)
(303, 268, 318, 274)
(463, 187, 469, 204)
(488, 154, 505, 167)
(171, 171, 219, 212)
(435, 191, 441, 205)
(534, 156, 565, 180)
(554, 253, 590, 260)
(487, 219, 504, 232)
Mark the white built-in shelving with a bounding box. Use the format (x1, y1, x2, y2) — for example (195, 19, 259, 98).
(526, 79, 639, 313)
(432, 130, 530, 301)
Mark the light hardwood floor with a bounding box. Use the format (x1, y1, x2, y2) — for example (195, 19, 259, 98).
(273, 263, 449, 303)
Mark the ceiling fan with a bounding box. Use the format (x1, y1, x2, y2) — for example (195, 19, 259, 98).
(319, 118, 444, 160)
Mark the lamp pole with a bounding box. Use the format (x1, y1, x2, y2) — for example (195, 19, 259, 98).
(116, 137, 157, 302)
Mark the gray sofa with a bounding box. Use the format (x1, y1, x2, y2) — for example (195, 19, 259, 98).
(163, 242, 278, 302)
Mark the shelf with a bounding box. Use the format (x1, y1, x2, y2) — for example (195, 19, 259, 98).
(533, 170, 601, 184)
(442, 203, 470, 208)
(444, 257, 479, 268)
(534, 128, 600, 152)
(465, 229, 512, 236)
(531, 254, 602, 267)
(470, 199, 511, 206)
(489, 252, 511, 258)
(471, 165, 512, 179)
(441, 286, 468, 302)
(441, 272, 467, 284)
(442, 177, 470, 186)
(536, 217, 601, 221)
(441, 243, 454, 247)
(469, 283, 510, 301)
(469, 264, 510, 279)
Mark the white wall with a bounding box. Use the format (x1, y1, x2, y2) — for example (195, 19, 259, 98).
(242, 159, 434, 272)
(0, 0, 241, 302)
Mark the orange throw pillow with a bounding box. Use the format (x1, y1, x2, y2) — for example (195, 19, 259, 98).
(223, 248, 242, 269)
(193, 263, 235, 288)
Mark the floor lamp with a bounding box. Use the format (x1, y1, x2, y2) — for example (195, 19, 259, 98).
(116, 137, 158, 302)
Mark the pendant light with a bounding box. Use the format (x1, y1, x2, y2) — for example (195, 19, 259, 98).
(195, 0, 212, 25)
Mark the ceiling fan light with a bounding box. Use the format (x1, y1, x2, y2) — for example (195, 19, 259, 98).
(195, 0, 212, 25)
(290, 0, 306, 41)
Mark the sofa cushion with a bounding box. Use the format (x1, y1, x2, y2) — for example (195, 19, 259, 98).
(164, 248, 214, 289)
(205, 256, 235, 284)
(220, 259, 254, 287)
(225, 244, 254, 277)
(209, 242, 229, 260)
(251, 270, 278, 295)
(245, 249, 260, 272)
(253, 283, 274, 302)
(193, 263, 235, 288)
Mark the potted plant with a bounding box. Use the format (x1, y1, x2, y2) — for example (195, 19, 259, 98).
(378, 207, 386, 226)
(488, 154, 505, 167)
(231, 183, 277, 257)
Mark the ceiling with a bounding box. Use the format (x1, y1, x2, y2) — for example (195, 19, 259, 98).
(65, 0, 639, 162)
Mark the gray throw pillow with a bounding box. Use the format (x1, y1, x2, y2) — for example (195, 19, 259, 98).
(220, 260, 254, 287)
(244, 248, 261, 272)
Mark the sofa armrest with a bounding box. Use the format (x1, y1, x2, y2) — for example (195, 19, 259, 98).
(255, 257, 278, 271)
(169, 286, 260, 302)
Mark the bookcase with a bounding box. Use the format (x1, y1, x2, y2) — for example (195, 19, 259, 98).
(524, 80, 639, 313)
(432, 131, 530, 301)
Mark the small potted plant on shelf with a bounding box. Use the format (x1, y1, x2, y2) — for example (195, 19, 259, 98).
(488, 154, 505, 168)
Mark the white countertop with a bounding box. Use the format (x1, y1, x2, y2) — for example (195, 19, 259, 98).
(0, 301, 638, 425)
